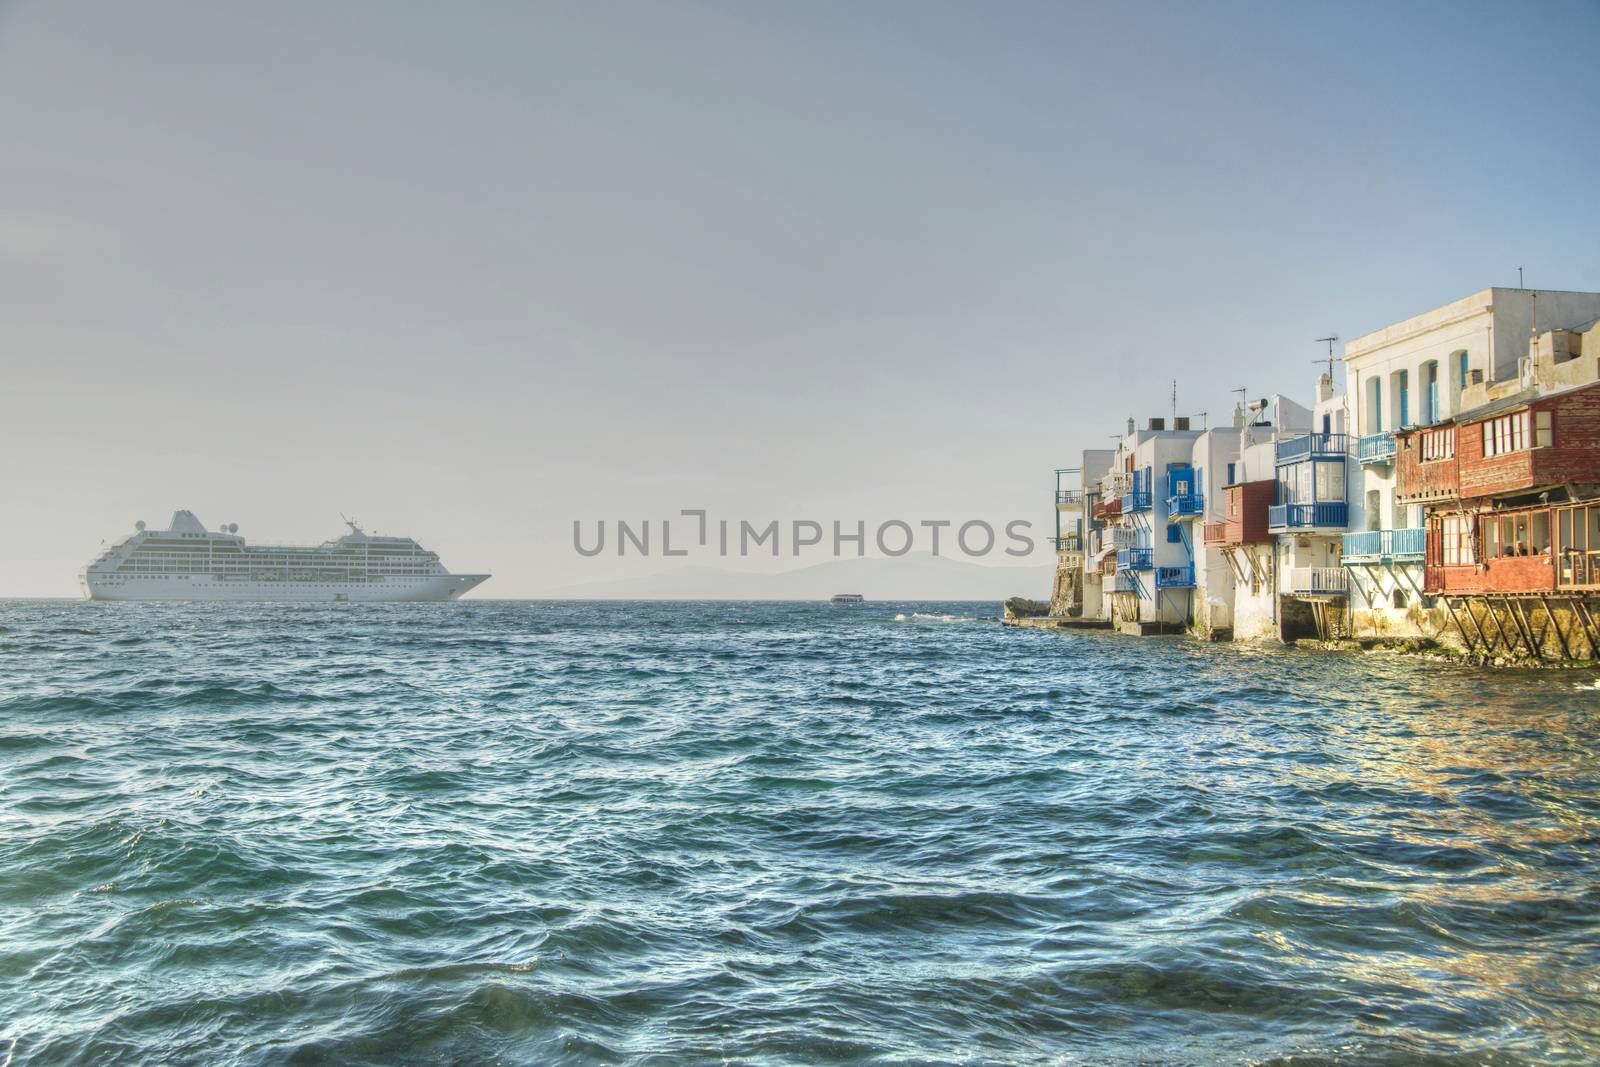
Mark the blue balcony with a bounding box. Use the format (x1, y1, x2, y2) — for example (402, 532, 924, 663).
(1122, 490, 1153, 513)
(1268, 501, 1349, 530)
(1166, 493, 1204, 520)
(1119, 546, 1153, 571)
(1275, 432, 1348, 465)
(1341, 527, 1425, 563)
(1356, 431, 1397, 466)
(1154, 564, 1195, 588)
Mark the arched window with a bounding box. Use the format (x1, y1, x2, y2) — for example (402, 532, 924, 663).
(1421, 360, 1439, 423)
(1448, 349, 1470, 411)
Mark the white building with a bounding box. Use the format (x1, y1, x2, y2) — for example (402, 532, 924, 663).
(1340, 287, 1600, 639)
(1269, 374, 1352, 640)
(1198, 394, 1312, 641)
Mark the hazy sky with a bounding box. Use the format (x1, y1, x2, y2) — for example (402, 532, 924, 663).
(5, 1, 1600, 596)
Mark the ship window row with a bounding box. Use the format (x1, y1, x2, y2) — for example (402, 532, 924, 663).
(1420, 427, 1454, 462)
(1481, 411, 1552, 457)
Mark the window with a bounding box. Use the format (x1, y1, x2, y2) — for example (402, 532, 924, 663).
(1422, 361, 1439, 423)
(1226, 462, 1236, 485)
(1396, 369, 1410, 428)
(1534, 410, 1553, 448)
(1559, 504, 1600, 587)
(1483, 510, 1551, 557)
(1421, 426, 1455, 462)
(1166, 524, 1181, 543)
(1440, 514, 1476, 566)
(1482, 412, 1530, 457)
(1314, 460, 1344, 502)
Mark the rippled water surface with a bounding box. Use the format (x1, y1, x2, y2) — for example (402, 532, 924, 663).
(4, 599, 1600, 1065)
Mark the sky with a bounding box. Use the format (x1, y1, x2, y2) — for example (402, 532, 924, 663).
(4, 0, 1600, 597)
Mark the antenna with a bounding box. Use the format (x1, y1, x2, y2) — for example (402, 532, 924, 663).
(1313, 335, 1338, 380)
(1518, 266, 1524, 289)
(1171, 379, 1178, 426)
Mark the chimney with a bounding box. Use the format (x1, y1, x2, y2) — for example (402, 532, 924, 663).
(1232, 405, 1246, 428)
(1126, 417, 1136, 435)
(1316, 374, 1333, 404)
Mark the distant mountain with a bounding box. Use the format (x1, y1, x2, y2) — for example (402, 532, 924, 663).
(542, 553, 1052, 601)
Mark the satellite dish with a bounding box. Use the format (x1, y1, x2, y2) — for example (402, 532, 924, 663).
(228, 523, 239, 534)
(135, 520, 146, 531)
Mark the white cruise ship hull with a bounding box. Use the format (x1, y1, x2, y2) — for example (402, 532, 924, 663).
(82, 572, 489, 603)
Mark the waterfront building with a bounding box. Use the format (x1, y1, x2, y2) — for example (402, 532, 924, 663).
(1270, 374, 1352, 640)
(1203, 395, 1313, 641)
(1098, 417, 1205, 633)
(1050, 450, 1113, 618)
(1340, 288, 1600, 642)
(1394, 316, 1600, 661)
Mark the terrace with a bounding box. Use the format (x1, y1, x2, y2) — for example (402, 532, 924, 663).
(1119, 547, 1153, 571)
(1267, 502, 1349, 531)
(1284, 567, 1348, 596)
(1154, 564, 1195, 589)
(1275, 432, 1348, 465)
(1341, 527, 1425, 563)
(1356, 431, 1397, 466)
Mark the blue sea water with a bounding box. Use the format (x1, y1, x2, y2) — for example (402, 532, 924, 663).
(3, 599, 1599, 1066)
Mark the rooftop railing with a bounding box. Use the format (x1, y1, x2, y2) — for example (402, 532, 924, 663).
(1268, 501, 1348, 531)
(1340, 527, 1424, 562)
(1275, 432, 1348, 465)
(1284, 567, 1348, 596)
(1356, 431, 1397, 465)
(1154, 564, 1195, 588)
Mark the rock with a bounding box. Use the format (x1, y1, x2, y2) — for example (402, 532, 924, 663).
(1003, 597, 1051, 621)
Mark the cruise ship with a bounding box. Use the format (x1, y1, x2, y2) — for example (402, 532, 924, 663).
(81, 511, 490, 602)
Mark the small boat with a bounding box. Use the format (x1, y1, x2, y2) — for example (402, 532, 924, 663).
(829, 593, 865, 605)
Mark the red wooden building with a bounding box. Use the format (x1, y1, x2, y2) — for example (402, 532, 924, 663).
(1203, 480, 1274, 547)
(1393, 379, 1600, 600)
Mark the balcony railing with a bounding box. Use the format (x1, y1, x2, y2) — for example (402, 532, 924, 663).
(1166, 493, 1204, 520)
(1051, 535, 1083, 553)
(1155, 564, 1195, 588)
(1268, 501, 1349, 530)
(1055, 490, 1082, 506)
(1109, 573, 1139, 593)
(1106, 527, 1136, 550)
(1119, 547, 1153, 571)
(1285, 567, 1348, 596)
(1122, 490, 1153, 513)
(1275, 432, 1348, 464)
(1202, 520, 1228, 546)
(1341, 527, 1425, 563)
(1102, 471, 1132, 496)
(1356, 431, 1397, 465)
(1092, 497, 1122, 522)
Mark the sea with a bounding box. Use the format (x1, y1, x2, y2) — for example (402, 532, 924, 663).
(3, 599, 1599, 1066)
